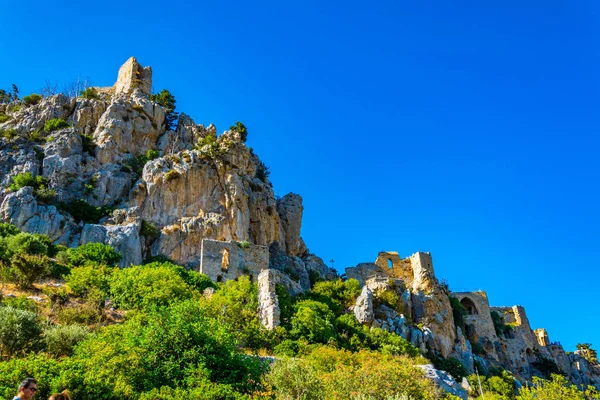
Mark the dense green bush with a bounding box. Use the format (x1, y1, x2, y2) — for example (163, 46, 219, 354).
(44, 118, 69, 132)
(62, 242, 121, 267)
(429, 354, 467, 380)
(290, 300, 337, 344)
(79, 87, 99, 100)
(0, 354, 62, 399)
(202, 276, 266, 350)
(23, 93, 42, 106)
(516, 374, 594, 400)
(0, 306, 42, 357)
(44, 324, 90, 357)
(1, 295, 37, 313)
(0, 112, 10, 123)
(109, 264, 193, 310)
(140, 220, 159, 239)
(63, 300, 265, 398)
(58, 199, 113, 223)
(6, 254, 52, 288)
(0, 223, 19, 237)
(449, 296, 467, 334)
(468, 370, 516, 399)
(230, 121, 248, 142)
(142, 260, 215, 293)
(150, 89, 178, 130)
(64, 265, 113, 301)
(8, 172, 56, 202)
(164, 169, 181, 182)
(307, 278, 361, 316)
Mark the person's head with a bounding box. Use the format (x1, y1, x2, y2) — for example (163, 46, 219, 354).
(48, 390, 71, 400)
(17, 377, 37, 400)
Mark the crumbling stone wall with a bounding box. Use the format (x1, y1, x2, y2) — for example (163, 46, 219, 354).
(199, 239, 268, 282)
(452, 291, 499, 359)
(113, 56, 152, 96)
(257, 268, 303, 330)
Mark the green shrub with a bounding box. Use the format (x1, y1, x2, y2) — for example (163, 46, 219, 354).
(429, 354, 467, 380)
(10, 104, 21, 113)
(0, 223, 19, 237)
(164, 169, 181, 182)
(290, 300, 336, 344)
(58, 199, 113, 224)
(142, 261, 215, 293)
(274, 339, 301, 357)
(202, 276, 266, 350)
(266, 357, 323, 400)
(0, 306, 42, 357)
(450, 296, 467, 334)
(0, 113, 10, 123)
(308, 278, 361, 316)
(65, 265, 113, 299)
(79, 87, 99, 100)
(23, 93, 42, 106)
(67, 300, 265, 397)
(4, 232, 49, 256)
(62, 242, 121, 267)
(470, 341, 486, 355)
(6, 254, 52, 288)
(230, 121, 248, 142)
(8, 172, 55, 202)
(150, 89, 178, 130)
(516, 374, 590, 400)
(55, 300, 104, 325)
(140, 220, 159, 240)
(0, 354, 62, 399)
(0, 127, 17, 139)
(532, 353, 562, 378)
(109, 264, 193, 310)
(80, 134, 95, 153)
(44, 324, 90, 357)
(239, 240, 251, 249)
(374, 285, 404, 314)
(255, 158, 270, 183)
(44, 118, 69, 132)
(1, 295, 37, 313)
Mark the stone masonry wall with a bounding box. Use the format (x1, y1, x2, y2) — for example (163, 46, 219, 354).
(199, 239, 269, 282)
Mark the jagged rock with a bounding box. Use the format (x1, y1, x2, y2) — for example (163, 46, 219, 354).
(80, 222, 142, 267)
(451, 327, 474, 374)
(354, 286, 374, 324)
(276, 193, 305, 256)
(0, 141, 42, 188)
(12, 94, 75, 133)
(418, 364, 468, 400)
(71, 98, 108, 136)
(0, 187, 74, 244)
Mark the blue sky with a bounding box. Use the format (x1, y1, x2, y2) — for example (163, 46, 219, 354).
(1, 1, 598, 351)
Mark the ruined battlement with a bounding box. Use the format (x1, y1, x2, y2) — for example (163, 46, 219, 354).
(199, 239, 269, 283)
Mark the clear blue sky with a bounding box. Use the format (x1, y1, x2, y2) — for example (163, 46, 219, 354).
(1, 1, 598, 351)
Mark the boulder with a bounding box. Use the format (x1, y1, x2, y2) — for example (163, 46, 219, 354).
(354, 286, 374, 324)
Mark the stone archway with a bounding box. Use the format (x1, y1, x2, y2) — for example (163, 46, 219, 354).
(460, 297, 479, 315)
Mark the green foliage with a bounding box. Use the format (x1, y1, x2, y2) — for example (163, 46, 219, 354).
(290, 300, 337, 344)
(5, 254, 52, 289)
(141, 260, 215, 293)
(120, 149, 158, 179)
(109, 264, 193, 310)
(374, 284, 404, 315)
(255, 158, 271, 183)
(1, 295, 37, 313)
(429, 354, 468, 380)
(0, 112, 10, 123)
(0, 306, 42, 357)
(0, 353, 62, 399)
(62, 242, 121, 267)
(0, 223, 19, 237)
(449, 296, 466, 334)
(150, 89, 178, 130)
(23, 93, 42, 106)
(44, 324, 90, 357)
(268, 347, 440, 400)
(8, 172, 55, 202)
(79, 87, 99, 100)
(308, 278, 361, 316)
(468, 370, 516, 399)
(64, 265, 113, 302)
(516, 374, 591, 400)
(80, 134, 96, 153)
(470, 340, 486, 355)
(58, 199, 113, 223)
(164, 169, 180, 182)
(203, 276, 266, 350)
(44, 118, 69, 132)
(55, 300, 104, 325)
(532, 352, 562, 378)
(491, 311, 513, 337)
(230, 121, 248, 142)
(576, 343, 598, 364)
(0, 127, 17, 139)
(64, 300, 265, 398)
(239, 240, 251, 249)
(140, 220, 159, 240)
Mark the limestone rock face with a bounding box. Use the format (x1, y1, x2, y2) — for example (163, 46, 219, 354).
(418, 364, 468, 400)
(0, 187, 75, 244)
(354, 286, 374, 324)
(113, 56, 152, 96)
(80, 222, 142, 267)
(412, 288, 456, 358)
(276, 193, 305, 256)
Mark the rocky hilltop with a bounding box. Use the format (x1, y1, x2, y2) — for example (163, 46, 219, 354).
(0, 57, 334, 282)
(0, 58, 598, 398)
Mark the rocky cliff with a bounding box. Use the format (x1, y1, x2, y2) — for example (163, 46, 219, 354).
(0, 57, 333, 282)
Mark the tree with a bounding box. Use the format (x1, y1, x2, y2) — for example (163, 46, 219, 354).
(10, 84, 19, 101)
(230, 121, 248, 142)
(150, 89, 178, 131)
(576, 343, 598, 364)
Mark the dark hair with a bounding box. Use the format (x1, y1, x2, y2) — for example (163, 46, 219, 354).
(19, 377, 37, 390)
(49, 389, 71, 400)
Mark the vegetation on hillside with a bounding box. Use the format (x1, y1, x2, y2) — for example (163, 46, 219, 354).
(0, 223, 597, 399)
